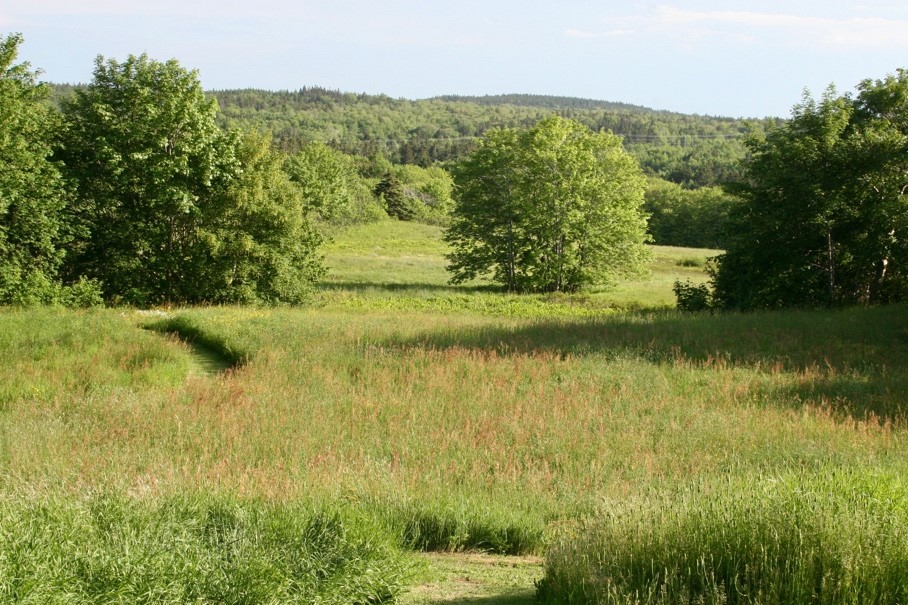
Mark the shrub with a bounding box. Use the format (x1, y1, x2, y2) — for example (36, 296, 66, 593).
(672, 279, 711, 312)
(675, 257, 704, 268)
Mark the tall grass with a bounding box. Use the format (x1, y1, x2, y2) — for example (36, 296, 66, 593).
(0, 492, 410, 604)
(540, 469, 908, 604)
(6, 303, 904, 555)
(3, 221, 908, 598)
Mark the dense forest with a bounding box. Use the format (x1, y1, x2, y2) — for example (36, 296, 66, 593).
(205, 87, 778, 188)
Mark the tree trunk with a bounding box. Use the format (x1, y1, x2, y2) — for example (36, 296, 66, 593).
(826, 225, 836, 305)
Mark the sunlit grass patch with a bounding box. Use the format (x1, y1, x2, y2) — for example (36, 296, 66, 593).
(0, 492, 411, 604)
(319, 220, 719, 313)
(540, 469, 908, 604)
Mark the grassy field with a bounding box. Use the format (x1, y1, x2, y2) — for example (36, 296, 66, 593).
(3, 219, 908, 603)
(318, 220, 717, 313)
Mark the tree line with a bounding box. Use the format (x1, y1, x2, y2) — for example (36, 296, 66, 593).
(0, 35, 451, 306)
(4, 31, 905, 310)
(203, 87, 773, 186)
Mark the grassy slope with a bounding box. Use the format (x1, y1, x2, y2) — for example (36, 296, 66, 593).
(3, 220, 908, 603)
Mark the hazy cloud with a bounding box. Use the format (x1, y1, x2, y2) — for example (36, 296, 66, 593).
(566, 28, 636, 39)
(1, 0, 314, 20)
(590, 5, 908, 50)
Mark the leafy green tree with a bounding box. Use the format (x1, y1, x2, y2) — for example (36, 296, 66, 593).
(285, 141, 375, 224)
(58, 54, 325, 305)
(194, 131, 325, 303)
(712, 72, 908, 309)
(446, 116, 650, 293)
(58, 54, 234, 304)
(393, 164, 455, 215)
(644, 178, 735, 249)
(0, 34, 69, 304)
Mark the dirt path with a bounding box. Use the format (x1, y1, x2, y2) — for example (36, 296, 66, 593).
(400, 552, 543, 605)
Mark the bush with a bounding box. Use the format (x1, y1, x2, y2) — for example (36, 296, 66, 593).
(675, 257, 704, 268)
(673, 279, 711, 312)
(60, 277, 105, 308)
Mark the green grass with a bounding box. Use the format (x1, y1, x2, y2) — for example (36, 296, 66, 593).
(401, 553, 542, 605)
(0, 492, 411, 604)
(318, 219, 720, 313)
(540, 469, 908, 604)
(2, 220, 907, 603)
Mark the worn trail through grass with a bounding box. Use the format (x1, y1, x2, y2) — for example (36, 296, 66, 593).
(401, 553, 543, 605)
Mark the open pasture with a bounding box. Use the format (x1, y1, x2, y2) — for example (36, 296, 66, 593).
(3, 221, 907, 603)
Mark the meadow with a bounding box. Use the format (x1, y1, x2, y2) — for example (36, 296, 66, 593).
(3, 220, 908, 603)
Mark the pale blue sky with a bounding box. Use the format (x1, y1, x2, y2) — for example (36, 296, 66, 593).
(3, 1, 907, 117)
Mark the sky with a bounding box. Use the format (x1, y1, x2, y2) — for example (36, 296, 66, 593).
(3, 1, 907, 118)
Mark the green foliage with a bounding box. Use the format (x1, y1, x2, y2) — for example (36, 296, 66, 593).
(58, 55, 324, 305)
(0, 33, 69, 305)
(644, 177, 736, 248)
(540, 470, 908, 604)
(204, 88, 767, 187)
(370, 165, 455, 225)
(197, 130, 324, 304)
(446, 116, 651, 293)
(285, 140, 384, 225)
(672, 278, 712, 312)
(58, 53, 237, 305)
(391, 164, 456, 225)
(0, 494, 411, 604)
(374, 172, 418, 221)
(712, 72, 908, 310)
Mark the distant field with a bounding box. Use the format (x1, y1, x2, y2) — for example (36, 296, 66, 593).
(319, 219, 719, 313)
(3, 220, 907, 603)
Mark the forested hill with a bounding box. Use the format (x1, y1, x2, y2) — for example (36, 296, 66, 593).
(52, 84, 781, 186)
(432, 93, 657, 113)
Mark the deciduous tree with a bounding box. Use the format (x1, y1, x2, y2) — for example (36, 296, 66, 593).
(0, 34, 69, 304)
(59, 54, 325, 305)
(446, 116, 650, 292)
(712, 72, 908, 309)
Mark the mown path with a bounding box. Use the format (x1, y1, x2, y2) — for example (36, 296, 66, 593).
(401, 553, 543, 605)
(181, 338, 233, 377)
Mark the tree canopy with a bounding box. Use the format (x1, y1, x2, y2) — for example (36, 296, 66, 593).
(0, 34, 70, 304)
(445, 116, 650, 293)
(711, 71, 908, 310)
(203, 87, 768, 186)
(57, 54, 324, 305)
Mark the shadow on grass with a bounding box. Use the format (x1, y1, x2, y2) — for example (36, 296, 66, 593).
(380, 303, 908, 422)
(319, 281, 500, 294)
(143, 316, 248, 375)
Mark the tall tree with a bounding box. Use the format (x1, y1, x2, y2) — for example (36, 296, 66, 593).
(446, 116, 650, 293)
(0, 34, 68, 304)
(194, 131, 324, 303)
(58, 54, 325, 305)
(59, 54, 235, 305)
(712, 72, 908, 310)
